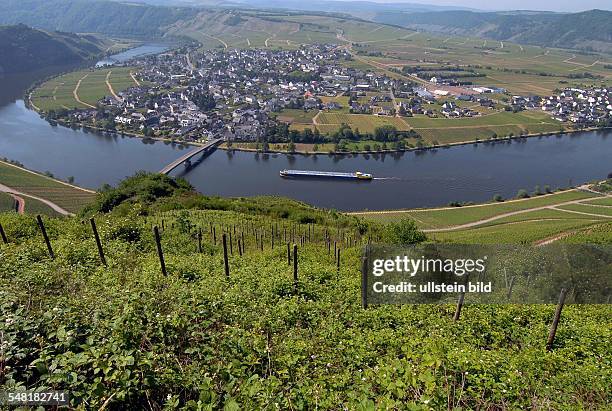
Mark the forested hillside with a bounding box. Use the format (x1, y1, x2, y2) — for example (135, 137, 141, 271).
(373, 9, 612, 52)
(0, 24, 105, 74)
(0, 0, 195, 38)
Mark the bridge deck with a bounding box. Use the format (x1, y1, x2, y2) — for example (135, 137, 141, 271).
(160, 138, 222, 175)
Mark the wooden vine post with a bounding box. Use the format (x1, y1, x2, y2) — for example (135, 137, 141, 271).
(89, 217, 106, 266)
(222, 233, 230, 278)
(361, 255, 368, 309)
(293, 244, 298, 293)
(0, 223, 8, 244)
(36, 215, 54, 259)
(197, 229, 203, 253)
(453, 292, 465, 321)
(546, 288, 567, 351)
(153, 226, 167, 276)
(287, 242, 291, 265)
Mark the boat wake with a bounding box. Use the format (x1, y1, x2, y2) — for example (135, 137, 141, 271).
(373, 177, 402, 180)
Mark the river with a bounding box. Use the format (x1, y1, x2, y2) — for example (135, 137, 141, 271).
(0, 45, 610, 211)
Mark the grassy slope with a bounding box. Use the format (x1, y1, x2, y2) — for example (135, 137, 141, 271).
(0, 200, 610, 409)
(0, 161, 95, 213)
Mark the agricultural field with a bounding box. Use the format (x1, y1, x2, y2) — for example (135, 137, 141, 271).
(406, 110, 563, 144)
(291, 106, 563, 145)
(351, 189, 601, 227)
(429, 218, 607, 244)
(352, 187, 612, 245)
(0, 192, 16, 213)
(31, 67, 140, 112)
(345, 32, 611, 96)
(315, 112, 411, 133)
(274, 109, 318, 125)
(0, 161, 96, 214)
(0, 180, 610, 409)
(584, 197, 612, 206)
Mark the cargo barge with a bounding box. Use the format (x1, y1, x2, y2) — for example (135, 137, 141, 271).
(280, 170, 373, 180)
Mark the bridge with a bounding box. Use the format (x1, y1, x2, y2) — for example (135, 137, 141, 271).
(160, 138, 223, 175)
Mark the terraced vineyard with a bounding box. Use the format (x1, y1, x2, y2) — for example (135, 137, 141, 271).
(351, 188, 612, 244)
(0, 177, 610, 409)
(30, 67, 140, 112)
(0, 161, 95, 214)
(315, 112, 411, 133)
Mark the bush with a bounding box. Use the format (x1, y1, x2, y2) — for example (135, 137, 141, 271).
(384, 218, 426, 245)
(517, 189, 529, 199)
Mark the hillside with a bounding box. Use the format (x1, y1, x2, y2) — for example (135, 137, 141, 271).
(0, 24, 105, 74)
(0, 173, 610, 409)
(0, 0, 195, 38)
(372, 9, 612, 52)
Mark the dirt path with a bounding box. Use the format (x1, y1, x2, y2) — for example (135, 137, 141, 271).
(0, 183, 73, 216)
(7, 193, 25, 214)
(28, 92, 41, 112)
(130, 71, 141, 87)
(534, 230, 577, 246)
(421, 196, 611, 233)
(105, 71, 121, 101)
(201, 32, 228, 49)
(351, 188, 612, 233)
(549, 206, 612, 218)
(73, 74, 96, 109)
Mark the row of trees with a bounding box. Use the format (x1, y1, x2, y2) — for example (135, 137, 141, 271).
(265, 122, 421, 144)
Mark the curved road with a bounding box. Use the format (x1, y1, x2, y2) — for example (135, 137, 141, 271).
(0, 183, 74, 216)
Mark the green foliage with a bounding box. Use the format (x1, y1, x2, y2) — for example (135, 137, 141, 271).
(0, 0, 194, 38)
(0, 24, 104, 74)
(384, 218, 427, 245)
(86, 172, 193, 214)
(0, 209, 609, 409)
(592, 179, 612, 193)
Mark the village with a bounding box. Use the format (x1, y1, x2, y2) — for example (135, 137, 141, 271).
(59, 44, 611, 147)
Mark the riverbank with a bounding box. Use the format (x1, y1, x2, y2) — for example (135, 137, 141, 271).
(218, 125, 611, 155)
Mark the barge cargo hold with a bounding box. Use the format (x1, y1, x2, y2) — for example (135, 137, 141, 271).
(280, 170, 373, 180)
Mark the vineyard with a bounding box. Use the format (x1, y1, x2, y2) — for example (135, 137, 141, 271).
(0, 174, 610, 409)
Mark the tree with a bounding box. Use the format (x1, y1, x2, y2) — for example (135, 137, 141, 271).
(288, 141, 296, 153)
(534, 185, 542, 195)
(517, 189, 529, 199)
(192, 91, 216, 111)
